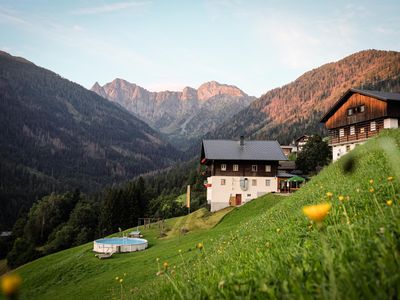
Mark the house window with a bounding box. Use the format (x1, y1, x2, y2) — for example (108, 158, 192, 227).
(221, 164, 226, 171)
(339, 128, 345, 137)
(347, 108, 353, 116)
(359, 105, 365, 112)
(233, 164, 239, 172)
(265, 179, 271, 187)
(360, 127, 365, 134)
(221, 179, 226, 185)
(252, 179, 257, 186)
(251, 165, 258, 172)
(370, 121, 376, 131)
(265, 165, 271, 172)
(350, 126, 355, 135)
(346, 145, 351, 152)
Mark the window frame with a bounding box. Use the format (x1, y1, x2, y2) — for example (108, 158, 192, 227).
(265, 165, 271, 172)
(221, 164, 227, 171)
(350, 126, 355, 135)
(233, 164, 239, 172)
(265, 179, 271, 187)
(252, 179, 257, 186)
(251, 165, 258, 172)
(347, 108, 353, 116)
(221, 179, 226, 185)
(370, 121, 376, 131)
(339, 128, 345, 137)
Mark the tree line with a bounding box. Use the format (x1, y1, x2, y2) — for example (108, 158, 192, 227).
(3, 160, 206, 268)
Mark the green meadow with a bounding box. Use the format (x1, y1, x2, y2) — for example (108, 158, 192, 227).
(3, 129, 400, 299)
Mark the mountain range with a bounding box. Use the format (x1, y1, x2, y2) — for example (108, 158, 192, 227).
(207, 50, 400, 144)
(91, 79, 255, 148)
(2, 49, 400, 228)
(0, 51, 179, 228)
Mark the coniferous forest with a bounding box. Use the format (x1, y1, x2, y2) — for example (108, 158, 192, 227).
(4, 159, 206, 267)
(0, 51, 181, 230)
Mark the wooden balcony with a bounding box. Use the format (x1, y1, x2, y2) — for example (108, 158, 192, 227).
(328, 119, 384, 145)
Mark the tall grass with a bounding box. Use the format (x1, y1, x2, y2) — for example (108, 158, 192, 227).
(141, 130, 400, 299)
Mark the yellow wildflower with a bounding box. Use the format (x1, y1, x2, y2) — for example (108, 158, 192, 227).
(386, 200, 393, 206)
(326, 192, 333, 198)
(196, 243, 204, 250)
(1, 273, 22, 297)
(369, 188, 374, 193)
(338, 195, 344, 201)
(369, 179, 374, 184)
(302, 203, 331, 222)
(115, 277, 119, 281)
(387, 176, 394, 181)
(119, 278, 123, 284)
(178, 249, 182, 253)
(163, 261, 169, 270)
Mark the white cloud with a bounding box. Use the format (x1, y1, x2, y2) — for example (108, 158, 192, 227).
(0, 6, 155, 70)
(256, 12, 359, 70)
(0, 7, 30, 26)
(72, 1, 151, 15)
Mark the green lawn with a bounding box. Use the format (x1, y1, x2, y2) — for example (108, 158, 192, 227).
(2, 193, 276, 300)
(3, 129, 400, 299)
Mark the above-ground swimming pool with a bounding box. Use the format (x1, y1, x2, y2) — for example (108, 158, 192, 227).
(93, 237, 148, 253)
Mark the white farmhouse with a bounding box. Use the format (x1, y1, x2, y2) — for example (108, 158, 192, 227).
(200, 137, 287, 212)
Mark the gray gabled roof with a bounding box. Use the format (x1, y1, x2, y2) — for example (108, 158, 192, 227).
(201, 139, 287, 161)
(351, 89, 400, 101)
(321, 88, 400, 123)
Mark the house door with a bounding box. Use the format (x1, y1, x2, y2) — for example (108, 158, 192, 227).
(235, 194, 242, 205)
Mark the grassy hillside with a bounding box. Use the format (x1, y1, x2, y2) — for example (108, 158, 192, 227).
(143, 129, 400, 299)
(3, 129, 400, 299)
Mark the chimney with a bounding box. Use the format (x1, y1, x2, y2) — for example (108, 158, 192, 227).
(239, 136, 244, 146)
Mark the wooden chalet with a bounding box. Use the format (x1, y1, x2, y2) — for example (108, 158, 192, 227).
(321, 88, 400, 160)
(295, 135, 310, 152)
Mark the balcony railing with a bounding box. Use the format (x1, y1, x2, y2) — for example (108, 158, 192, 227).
(329, 119, 384, 145)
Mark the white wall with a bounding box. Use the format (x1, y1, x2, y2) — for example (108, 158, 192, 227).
(332, 143, 362, 161)
(206, 176, 278, 212)
(332, 118, 399, 161)
(384, 118, 399, 129)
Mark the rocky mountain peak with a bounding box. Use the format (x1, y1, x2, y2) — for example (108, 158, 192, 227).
(91, 79, 255, 148)
(181, 86, 197, 100)
(197, 81, 246, 101)
(91, 81, 106, 98)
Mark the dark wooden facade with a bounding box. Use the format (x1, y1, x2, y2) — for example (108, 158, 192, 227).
(323, 92, 400, 145)
(328, 118, 384, 145)
(325, 93, 389, 129)
(325, 93, 400, 129)
(204, 160, 279, 177)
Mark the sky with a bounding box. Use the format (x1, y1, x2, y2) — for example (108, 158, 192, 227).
(1, 0, 400, 97)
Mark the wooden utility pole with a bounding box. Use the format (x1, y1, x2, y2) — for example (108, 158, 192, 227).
(186, 185, 191, 214)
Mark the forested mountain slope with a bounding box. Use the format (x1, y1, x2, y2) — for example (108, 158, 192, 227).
(209, 50, 400, 144)
(0, 51, 180, 228)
